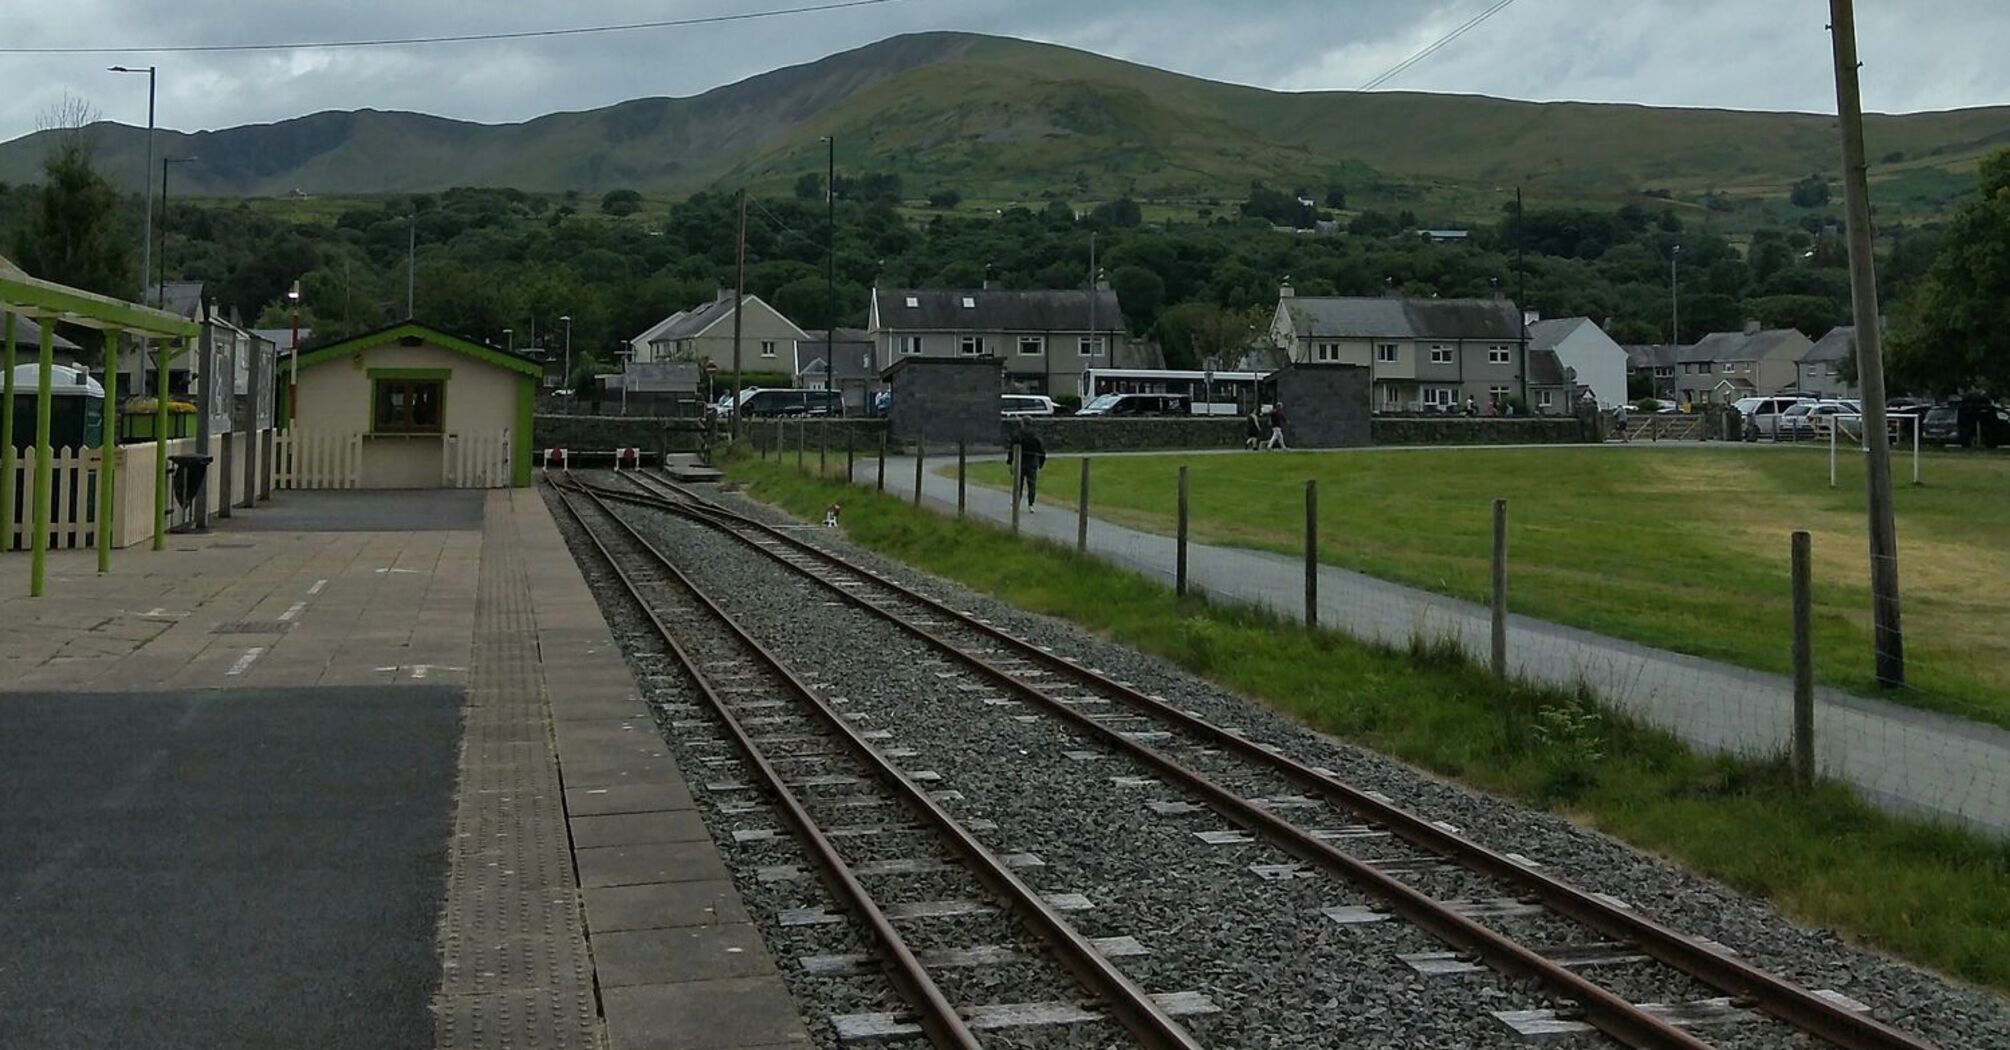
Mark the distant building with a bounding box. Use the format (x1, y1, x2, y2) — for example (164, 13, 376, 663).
(1798, 326, 1860, 399)
(1420, 229, 1471, 244)
(1623, 344, 1680, 401)
(1267, 280, 1526, 413)
(629, 291, 810, 373)
(1526, 316, 1629, 408)
(866, 286, 1127, 400)
(1525, 348, 1577, 416)
(795, 327, 877, 411)
(1676, 322, 1812, 405)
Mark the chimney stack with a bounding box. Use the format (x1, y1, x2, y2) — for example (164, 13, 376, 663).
(1743, 318, 1762, 335)
(1381, 277, 1401, 299)
(1094, 268, 1110, 293)
(1490, 277, 1505, 302)
(1279, 275, 1295, 299)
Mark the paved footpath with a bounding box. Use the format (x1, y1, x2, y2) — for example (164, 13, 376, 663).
(854, 452, 2010, 836)
(0, 488, 807, 1050)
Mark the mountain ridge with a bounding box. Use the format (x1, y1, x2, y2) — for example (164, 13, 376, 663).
(2, 31, 2005, 210)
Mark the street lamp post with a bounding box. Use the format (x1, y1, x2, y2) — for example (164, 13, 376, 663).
(1670, 243, 1682, 404)
(560, 314, 572, 394)
(286, 281, 301, 427)
(110, 65, 156, 399)
(502, 328, 514, 355)
(823, 135, 835, 408)
(157, 156, 197, 309)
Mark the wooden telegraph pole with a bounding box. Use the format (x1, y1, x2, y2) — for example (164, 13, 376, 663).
(732, 188, 747, 441)
(1829, 0, 1904, 686)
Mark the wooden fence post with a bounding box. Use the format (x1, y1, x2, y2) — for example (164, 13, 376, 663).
(1076, 457, 1090, 554)
(795, 420, 805, 470)
(818, 424, 828, 478)
(1304, 480, 1318, 628)
(912, 432, 924, 508)
(1176, 465, 1189, 596)
(1792, 530, 1815, 788)
(957, 442, 967, 519)
(1491, 498, 1508, 680)
(1009, 444, 1021, 534)
(846, 429, 854, 482)
(877, 430, 887, 492)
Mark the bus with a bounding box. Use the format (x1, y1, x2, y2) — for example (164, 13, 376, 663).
(1080, 368, 1274, 416)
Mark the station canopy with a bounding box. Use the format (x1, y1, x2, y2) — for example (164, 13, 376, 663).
(0, 255, 198, 341)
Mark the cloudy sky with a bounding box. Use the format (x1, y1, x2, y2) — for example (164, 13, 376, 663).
(2, 0, 2005, 142)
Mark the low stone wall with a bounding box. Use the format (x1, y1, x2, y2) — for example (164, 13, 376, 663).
(1370, 417, 1588, 446)
(533, 415, 709, 453)
(743, 418, 889, 455)
(1012, 417, 1247, 452)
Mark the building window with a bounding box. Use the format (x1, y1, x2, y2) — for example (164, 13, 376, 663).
(1382, 384, 1402, 406)
(1376, 343, 1399, 363)
(1018, 336, 1045, 356)
(1429, 344, 1454, 364)
(960, 335, 985, 356)
(901, 335, 923, 356)
(1489, 385, 1512, 403)
(1425, 387, 1455, 407)
(1487, 344, 1512, 365)
(1315, 341, 1342, 362)
(760, 340, 777, 358)
(372, 378, 444, 434)
(1079, 336, 1104, 357)
(1537, 390, 1554, 408)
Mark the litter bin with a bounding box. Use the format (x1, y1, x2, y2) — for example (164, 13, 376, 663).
(168, 453, 213, 529)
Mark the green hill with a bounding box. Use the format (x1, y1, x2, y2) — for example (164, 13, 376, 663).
(3, 31, 2005, 214)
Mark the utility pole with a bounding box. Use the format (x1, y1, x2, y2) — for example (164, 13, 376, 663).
(824, 136, 836, 411)
(1515, 185, 1528, 409)
(733, 187, 747, 439)
(1670, 244, 1682, 346)
(1086, 231, 1099, 398)
(110, 65, 157, 394)
(1829, 0, 1904, 686)
(406, 212, 417, 319)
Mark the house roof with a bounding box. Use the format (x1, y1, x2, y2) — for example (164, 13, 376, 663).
(3, 314, 81, 352)
(1527, 348, 1572, 387)
(1803, 326, 1856, 363)
(251, 327, 310, 350)
(1681, 328, 1808, 364)
(1623, 344, 1682, 370)
(1679, 331, 1746, 363)
(876, 288, 1124, 333)
(293, 321, 544, 378)
(797, 328, 876, 381)
(157, 280, 204, 319)
(1526, 317, 1590, 354)
(1282, 296, 1523, 341)
(634, 294, 809, 347)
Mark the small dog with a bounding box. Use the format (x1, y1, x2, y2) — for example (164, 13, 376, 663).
(822, 503, 842, 528)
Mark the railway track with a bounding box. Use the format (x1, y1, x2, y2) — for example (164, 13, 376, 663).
(581, 467, 1939, 1050)
(545, 478, 1212, 1049)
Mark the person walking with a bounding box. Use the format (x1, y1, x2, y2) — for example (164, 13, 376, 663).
(1244, 407, 1265, 451)
(1614, 402, 1631, 442)
(1265, 400, 1289, 450)
(1015, 424, 1047, 511)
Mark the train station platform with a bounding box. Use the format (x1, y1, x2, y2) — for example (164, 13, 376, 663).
(0, 488, 807, 1050)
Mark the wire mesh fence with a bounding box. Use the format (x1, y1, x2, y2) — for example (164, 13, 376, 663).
(777, 432, 2009, 837)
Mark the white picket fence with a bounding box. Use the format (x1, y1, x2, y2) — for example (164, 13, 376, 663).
(274, 429, 514, 490)
(444, 430, 514, 488)
(3, 446, 101, 551)
(273, 430, 363, 490)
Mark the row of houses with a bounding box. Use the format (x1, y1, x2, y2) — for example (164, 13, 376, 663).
(626, 279, 1636, 414)
(1625, 323, 1861, 406)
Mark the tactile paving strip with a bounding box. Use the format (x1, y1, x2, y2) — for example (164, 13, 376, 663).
(435, 503, 601, 1050)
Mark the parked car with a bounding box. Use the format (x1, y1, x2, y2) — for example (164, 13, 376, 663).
(1078, 392, 1192, 417)
(1001, 394, 1061, 417)
(1921, 399, 2010, 448)
(1778, 400, 1862, 439)
(1735, 395, 1815, 440)
(713, 387, 845, 419)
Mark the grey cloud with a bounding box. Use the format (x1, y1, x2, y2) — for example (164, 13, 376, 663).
(2, 0, 2004, 144)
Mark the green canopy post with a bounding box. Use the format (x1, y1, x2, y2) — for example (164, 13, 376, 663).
(29, 320, 53, 595)
(99, 334, 121, 572)
(1, 311, 15, 552)
(153, 338, 173, 551)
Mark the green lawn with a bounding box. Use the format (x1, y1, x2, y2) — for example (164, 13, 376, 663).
(963, 447, 2010, 727)
(725, 455, 2010, 993)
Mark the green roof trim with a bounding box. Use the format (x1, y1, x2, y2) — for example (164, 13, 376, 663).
(0, 269, 198, 340)
(295, 322, 544, 378)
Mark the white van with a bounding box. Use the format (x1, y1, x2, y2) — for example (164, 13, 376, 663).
(1735, 396, 1813, 440)
(1000, 394, 1060, 417)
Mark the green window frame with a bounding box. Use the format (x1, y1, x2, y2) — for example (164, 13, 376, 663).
(368, 368, 450, 434)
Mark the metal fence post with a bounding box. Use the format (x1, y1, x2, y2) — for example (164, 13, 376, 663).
(846, 429, 854, 482)
(956, 442, 968, 518)
(912, 432, 924, 508)
(795, 420, 805, 470)
(877, 430, 887, 492)
(818, 424, 827, 477)
(1304, 480, 1318, 628)
(1176, 465, 1189, 596)
(1491, 498, 1508, 680)
(1792, 530, 1815, 789)
(1076, 457, 1091, 554)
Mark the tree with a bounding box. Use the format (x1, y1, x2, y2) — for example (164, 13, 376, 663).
(1789, 174, 1832, 208)
(1109, 265, 1165, 331)
(927, 188, 962, 209)
(1887, 149, 2010, 397)
(1324, 187, 1347, 210)
(793, 173, 824, 201)
(599, 189, 643, 216)
(1091, 197, 1142, 228)
(12, 142, 132, 303)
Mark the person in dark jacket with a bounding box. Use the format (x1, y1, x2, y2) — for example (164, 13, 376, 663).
(1265, 401, 1289, 450)
(1015, 425, 1047, 510)
(1244, 408, 1265, 451)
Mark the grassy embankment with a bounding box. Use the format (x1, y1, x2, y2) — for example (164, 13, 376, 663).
(963, 447, 2010, 727)
(727, 455, 2010, 994)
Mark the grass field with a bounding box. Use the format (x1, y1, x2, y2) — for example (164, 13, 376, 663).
(726, 455, 2010, 993)
(965, 447, 2010, 727)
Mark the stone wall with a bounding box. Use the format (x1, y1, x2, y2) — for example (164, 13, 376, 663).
(533, 415, 709, 453)
(1007, 417, 1246, 452)
(886, 357, 1001, 447)
(743, 418, 889, 456)
(1368, 417, 1586, 446)
(1274, 363, 1372, 448)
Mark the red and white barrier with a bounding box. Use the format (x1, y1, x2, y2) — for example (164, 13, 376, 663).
(542, 448, 569, 471)
(613, 447, 642, 472)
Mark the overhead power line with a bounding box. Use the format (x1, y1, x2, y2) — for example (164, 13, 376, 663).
(0, 0, 909, 55)
(1360, 0, 1518, 92)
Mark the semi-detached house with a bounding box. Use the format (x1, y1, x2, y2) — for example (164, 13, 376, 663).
(1268, 282, 1527, 412)
(867, 286, 1128, 400)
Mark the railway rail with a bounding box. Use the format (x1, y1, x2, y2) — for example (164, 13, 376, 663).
(578, 467, 1939, 1050)
(545, 477, 1209, 1049)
